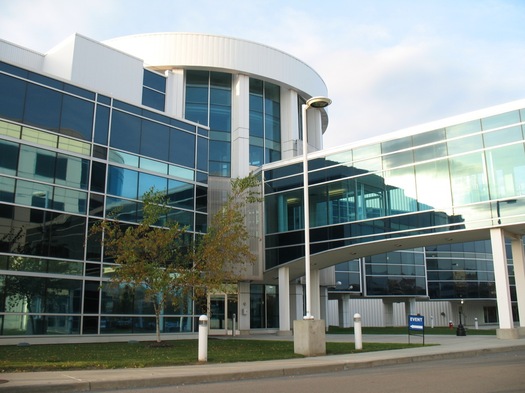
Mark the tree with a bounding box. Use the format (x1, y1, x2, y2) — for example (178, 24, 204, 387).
(91, 173, 260, 342)
(189, 173, 261, 305)
(91, 189, 189, 343)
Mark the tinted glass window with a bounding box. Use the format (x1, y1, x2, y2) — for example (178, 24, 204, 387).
(381, 136, 412, 154)
(143, 70, 166, 92)
(19, 146, 56, 182)
(53, 187, 87, 214)
(486, 144, 525, 200)
(482, 110, 520, 130)
(249, 107, 264, 138)
(186, 70, 209, 125)
(449, 152, 489, 205)
(447, 134, 483, 156)
(0, 74, 26, 121)
(138, 172, 167, 197)
(91, 161, 106, 193)
(60, 95, 94, 141)
(196, 136, 208, 172)
(186, 104, 208, 125)
(28, 72, 62, 89)
(8, 206, 85, 259)
(170, 129, 195, 168)
(250, 145, 264, 166)
(0, 140, 19, 175)
(483, 126, 523, 148)
(209, 140, 230, 162)
(110, 111, 141, 154)
(0, 176, 15, 203)
(107, 166, 138, 199)
(167, 180, 194, 209)
(195, 185, 207, 212)
(142, 87, 165, 111)
(446, 119, 481, 138)
(24, 83, 62, 131)
(94, 105, 110, 145)
(141, 120, 169, 161)
(210, 105, 230, 132)
(54, 154, 89, 189)
(64, 83, 95, 100)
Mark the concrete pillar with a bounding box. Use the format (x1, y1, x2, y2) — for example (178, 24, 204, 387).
(406, 298, 416, 320)
(237, 281, 251, 334)
(510, 236, 525, 334)
(383, 300, 394, 327)
(490, 228, 519, 338)
(320, 286, 328, 330)
(164, 69, 184, 118)
(280, 89, 299, 160)
(339, 295, 351, 327)
(311, 269, 321, 319)
(278, 266, 291, 335)
(306, 108, 324, 151)
(290, 283, 304, 323)
(231, 74, 250, 178)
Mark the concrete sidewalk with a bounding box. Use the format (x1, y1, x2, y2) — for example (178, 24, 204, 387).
(1, 334, 524, 393)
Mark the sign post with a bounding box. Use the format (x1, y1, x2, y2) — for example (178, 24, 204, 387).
(408, 315, 425, 345)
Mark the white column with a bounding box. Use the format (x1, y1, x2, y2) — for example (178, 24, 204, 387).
(306, 108, 323, 151)
(311, 269, 321, 319)
(339, 295, 351, 327)
(290, 283, 304, 322)
(383, 300, 394, 327)
(231, 74, 250, 178)
(164, 69, 184, 118)
(237, 281, 251, 334)
(407, 298, 416, 315)
(490, 228, 515, 331)
(510, 236, 525, 329)
(320, 286, 329, 330)
(278, 266, 291, 334)
(280, 89, 299, 160)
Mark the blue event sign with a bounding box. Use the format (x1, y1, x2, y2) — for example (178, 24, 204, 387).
(408, 315, 424, 331)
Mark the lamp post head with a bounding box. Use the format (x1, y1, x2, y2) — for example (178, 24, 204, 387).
(306, 96, 332, 109)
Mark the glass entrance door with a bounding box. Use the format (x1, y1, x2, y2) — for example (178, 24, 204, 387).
(209, 293, 238, 335)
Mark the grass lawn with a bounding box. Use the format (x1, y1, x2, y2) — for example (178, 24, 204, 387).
(0, 339, 422, 373)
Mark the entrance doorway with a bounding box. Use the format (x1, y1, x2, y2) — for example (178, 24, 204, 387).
(209, 293, 238, 335)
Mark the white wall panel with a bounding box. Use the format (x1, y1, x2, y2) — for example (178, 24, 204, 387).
(42, 34, 143, 104)
(0, 39, 44, 71)
(328, 298, 465, 328)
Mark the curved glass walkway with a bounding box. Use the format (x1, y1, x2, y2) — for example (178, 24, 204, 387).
(262, 99, 525, 337)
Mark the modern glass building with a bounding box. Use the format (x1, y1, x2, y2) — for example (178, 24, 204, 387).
(0, 32, 524, 342)
(262, 100, 525, 338)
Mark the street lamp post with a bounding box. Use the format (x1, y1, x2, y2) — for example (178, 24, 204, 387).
(456, 299, 466, 336)
(301, 96, 331, 320)
(294, 96, 331, 357)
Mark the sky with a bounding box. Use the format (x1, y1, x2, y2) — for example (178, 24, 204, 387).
(1, 0, 524, 149)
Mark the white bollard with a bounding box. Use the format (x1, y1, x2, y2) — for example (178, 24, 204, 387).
(198, 315, 208, 362)
(431, 315, 434, 328)
(474, 317, 479, 330)
(353, 313, 362, 350)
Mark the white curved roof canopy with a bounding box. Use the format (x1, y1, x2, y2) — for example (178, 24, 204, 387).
(104, 32, 328, 98)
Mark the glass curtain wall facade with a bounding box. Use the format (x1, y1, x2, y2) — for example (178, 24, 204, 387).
(0, 61, 209, 336)
(249, 79, 281, 166)
(264, 106, 525, 300)
(185, 71, 232, 177)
